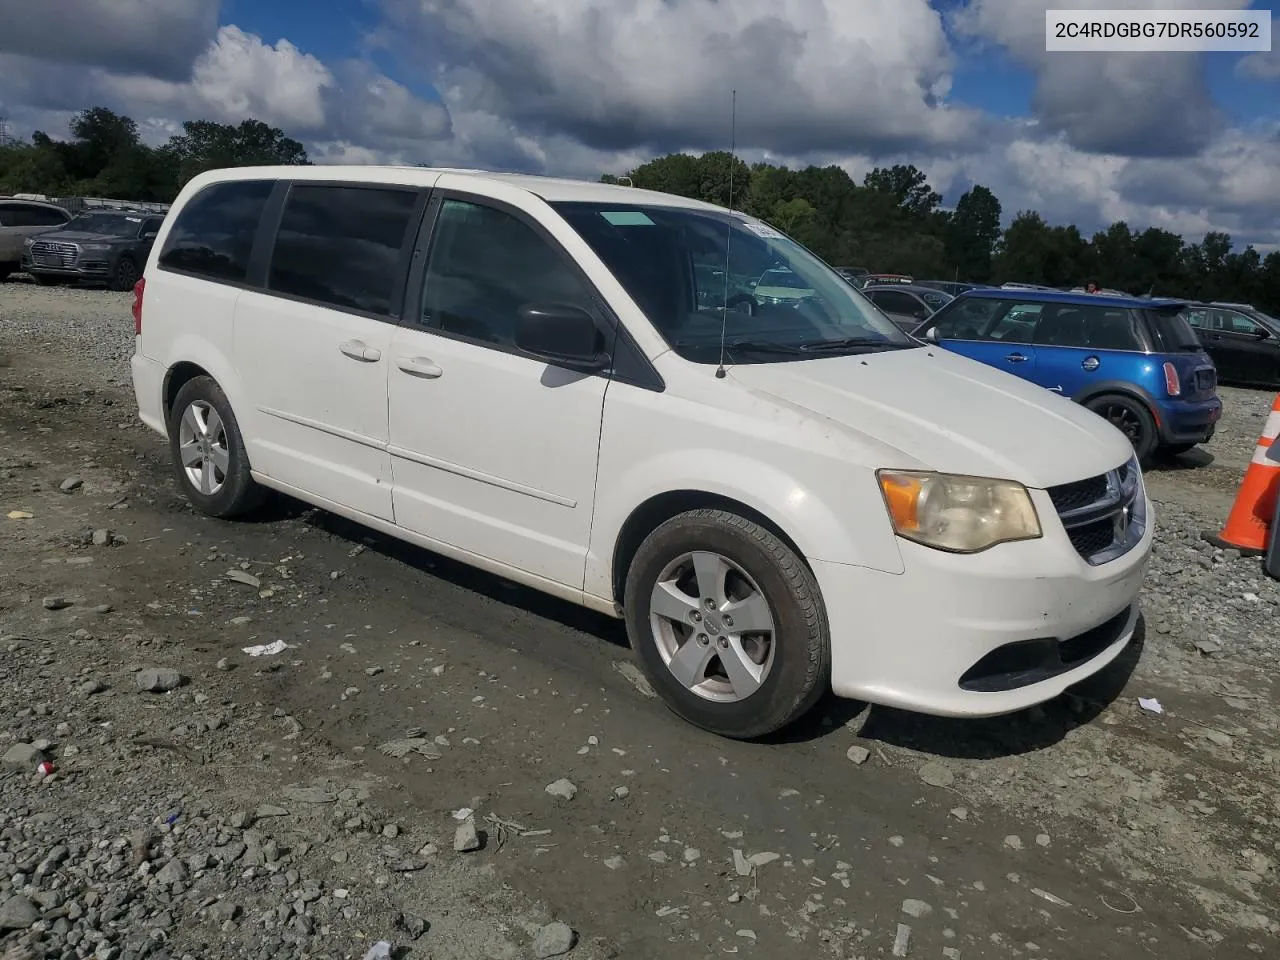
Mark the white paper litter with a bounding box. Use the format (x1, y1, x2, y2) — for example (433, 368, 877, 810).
(362, 943, 393, 960)
(452, 807, 474, 821)
(242, 639, 290, 657)
(1137, 697, 1163, 714)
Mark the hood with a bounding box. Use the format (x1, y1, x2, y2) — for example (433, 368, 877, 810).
(36, 230, 128, 244)
(728, 347, 1132, 489)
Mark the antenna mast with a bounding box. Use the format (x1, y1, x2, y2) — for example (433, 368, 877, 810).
(715, 89, 737, 380)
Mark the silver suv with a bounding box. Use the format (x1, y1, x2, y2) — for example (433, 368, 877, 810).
(0, 199, 72, 281)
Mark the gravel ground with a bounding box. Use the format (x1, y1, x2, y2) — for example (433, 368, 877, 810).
(1, 278, 1278, 960)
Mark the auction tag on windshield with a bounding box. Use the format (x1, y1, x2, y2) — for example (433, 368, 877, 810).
(739, 218, 784, 240)
(125, 216, 142, 222)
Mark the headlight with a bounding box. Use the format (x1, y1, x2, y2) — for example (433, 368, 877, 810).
(877, 470, 1041, 553)
(80, 243, 110, 252)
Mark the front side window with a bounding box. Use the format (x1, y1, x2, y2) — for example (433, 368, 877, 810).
(268, 185, 418, 316)
(1215, 309, 1261, 335)
(552, 201, 912, 364)
(420, 198, 596, 348)
(159, 180, 274, 283)
(931, 297, 1029, 341)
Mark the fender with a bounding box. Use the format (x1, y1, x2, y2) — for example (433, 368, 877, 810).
(584, 447, 906, 603)
(159, 335, 251, 437)
(1071, 379, 1166, 437)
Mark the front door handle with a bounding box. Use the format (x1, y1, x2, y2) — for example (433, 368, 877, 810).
(339, 340, 381, 362)
(397, 356, 443, 379)
(1004, 352, 1029, 363)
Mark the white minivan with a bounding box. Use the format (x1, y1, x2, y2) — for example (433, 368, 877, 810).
(130, 166, 1152, 739)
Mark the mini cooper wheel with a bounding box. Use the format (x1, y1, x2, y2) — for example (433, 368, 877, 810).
(1085, 393, 1157, 464)
(623, 508, 830, 739)
(167, 376, 266, 518)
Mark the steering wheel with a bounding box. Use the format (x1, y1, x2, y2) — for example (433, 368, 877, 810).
(725, 293, 757, 316)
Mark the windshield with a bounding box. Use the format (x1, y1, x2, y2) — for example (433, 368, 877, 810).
(63, 213, 143, 237)
(551, 202, 914, 364)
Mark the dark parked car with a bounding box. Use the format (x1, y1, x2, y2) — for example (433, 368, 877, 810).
(1180, 301, 1280, 387)
(913, 280, 989, 296)
(862, 283, 953, 331)
(22, 210, 165, 290)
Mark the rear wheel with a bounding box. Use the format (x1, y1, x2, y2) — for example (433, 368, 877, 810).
(167, 376, 267, 519)
(1084, 393, 1157, 464)
(623, 509, 830, 739)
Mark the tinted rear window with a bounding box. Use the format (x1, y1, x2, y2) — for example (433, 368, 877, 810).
(1145, 309, 1203, 352)
(159, 180, 274, 283)
(267, 184, 419, 316)
(1033, 305, 1143, 351)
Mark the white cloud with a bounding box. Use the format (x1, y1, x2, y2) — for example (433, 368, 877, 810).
(0, 0, 219, 78)
(952, 0, 1253, 156)
(381, 0, 985, 156)
(103, 26, 334, 132)
(1236, 16, 1280, 79)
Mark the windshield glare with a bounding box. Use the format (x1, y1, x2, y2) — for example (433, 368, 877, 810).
(65, 213, 141, 237)
(552, 202, 914, 363)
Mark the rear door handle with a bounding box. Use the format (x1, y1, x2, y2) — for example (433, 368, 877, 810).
(397, 356, 443, 379)
(339, 340, 381, 362)
(1004, 352, 1029, 363)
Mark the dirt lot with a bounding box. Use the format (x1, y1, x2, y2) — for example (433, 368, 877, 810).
(1, 281, 1278, 960)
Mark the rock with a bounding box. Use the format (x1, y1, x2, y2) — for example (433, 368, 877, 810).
(950, 807, 969, 821)
(748, 852, 780, 867)
(1035, 833, 1051, 847)
(531, 921, 577, 958)
(1202, 728, 1233, 748)
(846, 745, 871, 765)
(902, 898, 932, 918)
(2, 743, 43, 769)
(919, 761, 954, 788)
(60, 477, 83, 492)
(78, 678, 104, 697)
(155, 858, 188, 886)
(283, 786, 336, 804)
(454, 819, 481, 852)
(42, 596, 72, 610)
(0, 895, 40, 931)
(545, 778, 578, 800)
(91, 528, 111, 546)
(1194, 639, 1223, 656)
(255, 804, 289, 819)
(215, 658, 233, 671)
(135, 668, 183, 693)
(1004, 835, 1024, 850)
(732, 849, 752, 877)
(612, 786, 630, 800)
(209, 901, 239, 922)
(892, 923, 912, 957)
(400, 913, 429, 940)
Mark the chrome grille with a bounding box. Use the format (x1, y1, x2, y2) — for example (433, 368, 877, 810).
(29, 240, 77, 268)
(1048, 456, 1145, 565)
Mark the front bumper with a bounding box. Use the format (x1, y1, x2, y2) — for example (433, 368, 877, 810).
(21, 257, 112, 281)
(816, 488, 1153, 717)
(1157, 396, 1221, 444)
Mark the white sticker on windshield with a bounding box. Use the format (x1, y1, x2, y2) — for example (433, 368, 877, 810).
(739, 218, 784, 240)
(125, 216, 142, 222)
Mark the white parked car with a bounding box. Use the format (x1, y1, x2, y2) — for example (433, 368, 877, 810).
(130, 166, 1152, 739)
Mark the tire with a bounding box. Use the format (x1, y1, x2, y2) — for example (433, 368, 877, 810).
(1083, 393, 1158, 464)
(167, 376, 267, 519)
(112, 256, 139, 292)
(622, 508, 830, 739)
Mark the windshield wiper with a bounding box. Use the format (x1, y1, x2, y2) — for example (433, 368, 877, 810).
(724, 339, 809, 356)
(796, 337, 911, 353)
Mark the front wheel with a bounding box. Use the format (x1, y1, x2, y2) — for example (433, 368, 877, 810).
(112, 256, 139, 292)
(1084, 393, 1158, 464)
(623, 509, 830, 739)
(167, 376, 267, 519)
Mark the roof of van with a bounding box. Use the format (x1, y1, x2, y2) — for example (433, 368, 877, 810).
(190, 165, 728, 211)
(957, 287, 1187, 310)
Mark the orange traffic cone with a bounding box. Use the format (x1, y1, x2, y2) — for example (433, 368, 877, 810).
(1204, 393, 1280, 554)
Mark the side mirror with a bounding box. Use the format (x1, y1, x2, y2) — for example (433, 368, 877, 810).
(1254, 327, 1271, 340)
(921, 327, 939, 342)
(515, 303, 608, 371)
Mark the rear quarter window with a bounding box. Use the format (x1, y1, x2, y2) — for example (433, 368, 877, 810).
(1145, 309, 1204, 352)
(158, 180, 275, 283)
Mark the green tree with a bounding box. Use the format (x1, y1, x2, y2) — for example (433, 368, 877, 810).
(162, 118, 309, 192)
(863, 164, 942, 218)
(945, 184, 1002, 282)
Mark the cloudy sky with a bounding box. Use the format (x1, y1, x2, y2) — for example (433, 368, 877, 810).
(1, 0, 1278, 248)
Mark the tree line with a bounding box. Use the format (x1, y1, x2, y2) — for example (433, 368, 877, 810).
(0, 107, 308, 205)
(604, 152, 1280, 314)
(2, 107, 1275, 313)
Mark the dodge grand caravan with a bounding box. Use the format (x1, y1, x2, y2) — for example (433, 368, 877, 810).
(130, 166, 1153, 740)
